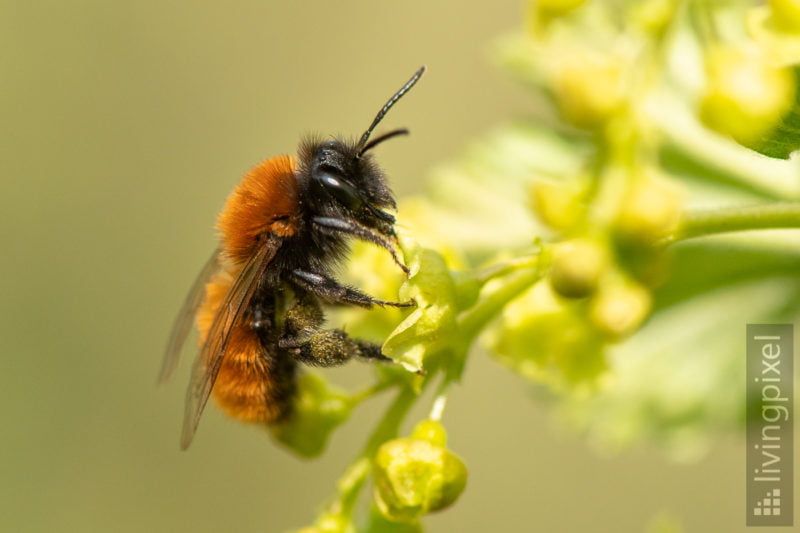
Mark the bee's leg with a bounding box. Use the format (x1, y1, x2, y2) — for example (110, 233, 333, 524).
(285, 329, 389, 366)
(278, 295, 389, 366)
(311, 216, 409, 275)
(290, 269, 414, 308)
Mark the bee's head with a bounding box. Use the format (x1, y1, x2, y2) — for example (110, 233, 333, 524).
(301, 138, 396, 235)
(299, 67, 425, 237)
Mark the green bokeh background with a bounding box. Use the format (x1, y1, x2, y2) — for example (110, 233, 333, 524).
(0, 1, 780, 532)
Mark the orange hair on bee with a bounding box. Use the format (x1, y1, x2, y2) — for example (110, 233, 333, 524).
(212, 322, 290, 423)
(217, 155, 300, 264)
(196, 268, 294, 423)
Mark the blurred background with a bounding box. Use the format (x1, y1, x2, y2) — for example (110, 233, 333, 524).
(0, 1, 792, 532)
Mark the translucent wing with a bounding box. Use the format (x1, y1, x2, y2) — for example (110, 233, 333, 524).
(180, 238, 278, 449)
(158, 249, 223, 384)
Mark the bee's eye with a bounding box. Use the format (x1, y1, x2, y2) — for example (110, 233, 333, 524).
(313, 170, 363, 210)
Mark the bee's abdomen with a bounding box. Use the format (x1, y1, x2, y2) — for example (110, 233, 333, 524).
(196, 269, 296, 424)
(211, 326, 296, 423)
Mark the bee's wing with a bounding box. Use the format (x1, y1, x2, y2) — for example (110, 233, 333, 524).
(158, 249, 223, 384)
(180, 238, 279, 449)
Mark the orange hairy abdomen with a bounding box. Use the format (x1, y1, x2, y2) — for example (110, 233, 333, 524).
(216, 155, 300, 265)
(197, 268, 294, 423)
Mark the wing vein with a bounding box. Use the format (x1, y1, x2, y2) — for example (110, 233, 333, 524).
(179, 238, 279, 449)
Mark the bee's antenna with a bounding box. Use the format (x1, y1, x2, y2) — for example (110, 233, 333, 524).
(356, 66, 426, 157)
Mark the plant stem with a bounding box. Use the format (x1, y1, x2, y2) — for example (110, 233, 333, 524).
(363, 386, 418, 453)
(349, 379, 395, 405)
(663, 203, 800, 244)
(475, 252, 540, 284)
(333, 386, 419, 518)
(459, 267, 544, 342)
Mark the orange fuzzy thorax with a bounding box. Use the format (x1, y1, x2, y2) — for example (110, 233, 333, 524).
(216, 155, 300, 265)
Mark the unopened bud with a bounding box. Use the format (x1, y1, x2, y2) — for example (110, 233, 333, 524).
(551, 48, 627, 129)
(530, 181, 582, 231)
(700, 45, 794, 146)
(614, 175, 682, 244)
(549, 239, 608, 298)
(589, 279, 651, 339)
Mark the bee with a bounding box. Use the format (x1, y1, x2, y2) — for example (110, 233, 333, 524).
(160, 67, 425, 449)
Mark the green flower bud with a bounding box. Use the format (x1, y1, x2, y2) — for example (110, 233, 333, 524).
(613, 174, 682, 245)
(530, 181, 583, 231)
(373, 428, 468, 523)
(551, 47, 627, 129)
(700, 45, 794, 146)
(769, 0, 800, 33)
(549, 238, 609, 298)
(270, 373, 352, 458)
(589, 278, 651, 339)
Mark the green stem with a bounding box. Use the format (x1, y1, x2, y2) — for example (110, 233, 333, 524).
(332, 386, 419, 518)
(363, 386, 418, 453)
(349, 379, 395, 405)
(459, 267, 544, 342)
(475, 252, 540, 284)
(664, 203, 800, 244)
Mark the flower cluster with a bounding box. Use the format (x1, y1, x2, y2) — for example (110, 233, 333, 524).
(279, 1, 800, 530)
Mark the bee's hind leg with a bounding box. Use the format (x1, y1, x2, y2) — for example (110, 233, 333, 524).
(278, 293, 390, 366)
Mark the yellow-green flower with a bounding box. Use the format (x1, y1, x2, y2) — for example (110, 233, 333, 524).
(381, 231, 460, 373)
(373, 420, 468, 523)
